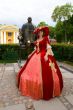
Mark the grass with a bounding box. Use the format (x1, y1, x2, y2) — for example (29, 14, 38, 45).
(63, 61, 73, 66)
(0, 60, 18, 63)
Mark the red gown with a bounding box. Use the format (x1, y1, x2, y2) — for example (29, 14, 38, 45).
(17, 36, 63, 100)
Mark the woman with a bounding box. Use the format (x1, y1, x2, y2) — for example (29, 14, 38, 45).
(17, 26, 63, 100)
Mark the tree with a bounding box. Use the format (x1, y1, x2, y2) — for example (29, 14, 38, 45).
(64, 15, 73, 42)
(52, 3, 73, 42)
(55, 21, 64, 42)
(49, 26, 55, 38)
(37, 21, 48, 27)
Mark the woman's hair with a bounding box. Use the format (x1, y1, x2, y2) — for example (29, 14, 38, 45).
(37, 30, 45, 39)
(42, 30, 46, 37)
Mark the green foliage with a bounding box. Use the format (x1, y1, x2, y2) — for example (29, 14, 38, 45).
(65, 15, 73, 42)
(0, 44, 34, 62)
(55, 21, 65, 42)
(37, 21, 48, 27)
(52, 3, 73, 42)
(52, 6, 60, 22)
(2, 49, 18, 60)
(0, 44, 73, 63)
(52, 43, 73, 62)
(52, 3, 73, 22)
(54, 16, 73, 42)
(49, 26, 55, 38)
(0, 44, 19, 61)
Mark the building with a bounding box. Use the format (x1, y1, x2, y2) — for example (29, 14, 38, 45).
(0, 25, 19, 44)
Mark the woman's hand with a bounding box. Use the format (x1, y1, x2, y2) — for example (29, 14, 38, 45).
(28, 50, 36, 59)
(28, 53, 32, 58)
(44, 54, 48, 61)
(46, 48, 54, 56)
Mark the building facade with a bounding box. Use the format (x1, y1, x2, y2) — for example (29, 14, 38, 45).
(0, 25, 19, 44)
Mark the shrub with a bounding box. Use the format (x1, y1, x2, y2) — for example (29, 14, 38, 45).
(52, 43, 73, 62)
(0, 43, 73, 62)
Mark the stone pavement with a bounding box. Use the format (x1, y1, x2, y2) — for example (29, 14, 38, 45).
(0, 61, 73, 110)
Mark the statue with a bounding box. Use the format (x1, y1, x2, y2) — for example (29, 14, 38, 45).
(18, 17, 36, 66)
(21, 17, 35, 45)
(18, 28, 23, 46)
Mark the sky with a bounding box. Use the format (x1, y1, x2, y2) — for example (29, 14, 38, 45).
(0, 0, 73, 28)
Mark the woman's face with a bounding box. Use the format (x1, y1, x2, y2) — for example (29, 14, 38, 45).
(38, 31, 43, 37)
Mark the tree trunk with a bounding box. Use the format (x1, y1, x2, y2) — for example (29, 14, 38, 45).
(65, 30, 67, 42)
(64, 21, 67, 42)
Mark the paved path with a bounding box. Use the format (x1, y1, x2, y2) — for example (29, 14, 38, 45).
(0, 62, 73, 110)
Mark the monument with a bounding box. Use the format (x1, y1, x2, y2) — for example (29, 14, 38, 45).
(21, 17, 35, 45)
(18, 17, 35, 67)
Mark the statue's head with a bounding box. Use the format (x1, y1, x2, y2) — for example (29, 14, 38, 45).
(27, 17, 32, 23)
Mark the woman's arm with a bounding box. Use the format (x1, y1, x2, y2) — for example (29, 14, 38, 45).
(46, 43, 54, 56)
(44, 36, 54, 61)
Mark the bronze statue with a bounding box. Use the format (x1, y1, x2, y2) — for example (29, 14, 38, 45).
(21, 17, 35, 45)
(18, 17, 36, 64)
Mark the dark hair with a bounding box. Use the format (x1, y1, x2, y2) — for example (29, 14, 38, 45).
(37, 30, 45, 39)
(40, 30, 46, 37)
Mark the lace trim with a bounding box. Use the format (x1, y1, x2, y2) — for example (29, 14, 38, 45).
(46, 43, 54, 56)
(47, 43, 52, 49)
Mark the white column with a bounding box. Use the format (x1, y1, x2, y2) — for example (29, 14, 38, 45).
(14, 32, 19, 43)
(14, 32, 16, 43)
(16, 32, 19, 43)
(4, 32, 6, 44)
(1, 31, 3, 44)
(0, 32, 1, 44)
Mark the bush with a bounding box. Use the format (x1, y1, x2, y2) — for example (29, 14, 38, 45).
(2, 49, 18, 60)
(0, 44, 19, 61)
(52, 43, 73, 62)
(0, 43, 73, 62)
(0, 44, 34, 62)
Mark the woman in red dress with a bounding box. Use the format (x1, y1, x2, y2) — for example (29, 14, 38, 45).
(17, 26, 63, 100)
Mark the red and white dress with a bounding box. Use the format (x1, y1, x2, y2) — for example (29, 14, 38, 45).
(17, 36, 63, 100)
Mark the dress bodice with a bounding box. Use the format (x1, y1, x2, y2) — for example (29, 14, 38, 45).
(34, 36, 50, 53)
